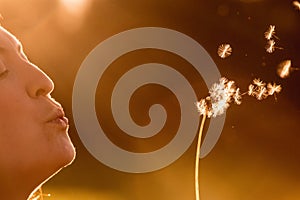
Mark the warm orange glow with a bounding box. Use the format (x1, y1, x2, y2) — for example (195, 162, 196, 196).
(60, 0, 92, 15)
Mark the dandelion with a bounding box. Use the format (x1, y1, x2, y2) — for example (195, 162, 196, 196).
(217, 44, 232, 58)
(264, 25, 277, 40)
(195, 77, 239, 200)
(195, 77, 282, 200)
(293, 1, 300, 10)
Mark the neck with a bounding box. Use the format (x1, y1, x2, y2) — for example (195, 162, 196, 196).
(0, 182, 36, 200)
(0, 169, 45, 200)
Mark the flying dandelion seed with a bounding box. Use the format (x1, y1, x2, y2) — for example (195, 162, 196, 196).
(217, 44, 232, 58)
(256, 86, 268, 100)
(265, 40, 276, 53)
(247, 78, 282, 100)
(253, 78, 266, 87)
(276, 60, 300, 78)
(196, 77, 282, 118)
(265, 40, 283, 53)
(267, 82, 282, 101)
(251, 78, 267, 100)
(264, 25, 277, 40)
(248, 84, 255, 96)
(293, 1, 300, 10)
(267, 83, 282, 95)
(233, 88, 242, 105)
(277, 60, 291, 78)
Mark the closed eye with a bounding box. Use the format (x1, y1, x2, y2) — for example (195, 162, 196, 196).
(0, 69, 9, 79)
(0, 59, 8, 80)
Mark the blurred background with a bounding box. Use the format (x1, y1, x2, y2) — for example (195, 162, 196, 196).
(1, 0, 300, 199)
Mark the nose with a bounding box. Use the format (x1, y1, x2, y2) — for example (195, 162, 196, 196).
(26, 63, 54, 98)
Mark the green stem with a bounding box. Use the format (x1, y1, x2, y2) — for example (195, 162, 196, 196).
(195, 114, 207, 200)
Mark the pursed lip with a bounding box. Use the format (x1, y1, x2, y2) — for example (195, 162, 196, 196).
(46, 107, 69, 129)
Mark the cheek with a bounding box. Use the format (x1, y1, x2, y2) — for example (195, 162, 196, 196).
(0, 99, 45, 166)
(0, 88, 29, 129)
(0, 122, 75, 175)
(0, 92, 75, 171)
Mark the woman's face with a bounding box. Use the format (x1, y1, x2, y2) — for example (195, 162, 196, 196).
(0, 27, 75, 183)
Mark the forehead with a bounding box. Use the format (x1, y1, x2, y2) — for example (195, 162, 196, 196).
(0, 26, 20, 48)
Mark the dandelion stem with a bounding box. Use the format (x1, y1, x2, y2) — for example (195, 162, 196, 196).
(195, 114, 207, 200)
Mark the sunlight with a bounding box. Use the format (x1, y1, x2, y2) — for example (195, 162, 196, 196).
(59, 0, 92, 16)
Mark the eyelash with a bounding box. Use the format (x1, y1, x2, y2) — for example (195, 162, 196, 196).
(0, 69, 9, 79)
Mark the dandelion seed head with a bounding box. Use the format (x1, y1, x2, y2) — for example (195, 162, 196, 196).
(211, 99, 230, 117)
(209, 78, 233, 106)
(196, 77, 241, 118)
(218, 44, 232, 58)
(209, 79, 230, 117)
(293, 1, 300, 10)
(226, 80, 236, 93)
(277, 60, 292, 78)
(196, 99, 208, 117)
(264, 25, 276, 40)
(266, 40, 276, 53)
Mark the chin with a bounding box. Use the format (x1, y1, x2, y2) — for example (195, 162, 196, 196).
(59, 138, 76, 167)
(63, 144, 76, 167)
(40, 145, 76, 186)
(49, 135, 76, 175)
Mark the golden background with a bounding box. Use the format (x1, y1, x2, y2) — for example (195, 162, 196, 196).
(1, 0, 300, 199)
